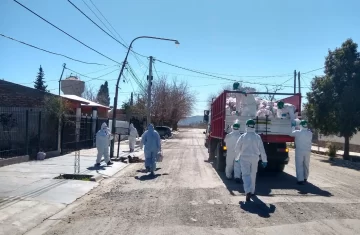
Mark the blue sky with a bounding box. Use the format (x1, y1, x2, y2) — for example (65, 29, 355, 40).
(1, 0, 360, 115)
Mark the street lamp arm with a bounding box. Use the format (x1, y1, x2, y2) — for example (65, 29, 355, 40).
(110, 35, 179, 158)
(129, 36, 179, 47)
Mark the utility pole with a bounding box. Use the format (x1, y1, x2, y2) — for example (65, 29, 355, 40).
(130, 92, 134, 105)
(294, 70, 297, 94)
(147, 56, 153, 125)
(58, 63, 66, 96)
(298, 71, 301, 94)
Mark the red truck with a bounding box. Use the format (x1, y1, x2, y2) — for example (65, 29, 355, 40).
(204, 90, 301, 172)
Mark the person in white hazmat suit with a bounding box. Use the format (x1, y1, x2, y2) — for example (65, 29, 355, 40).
(95, 122, 114, 167)
(235, 119, 268, 202)
(224, 122, 242, 183)
(141, 124, 161, 176)
(128, 123, 138, 152)
(291, 120, 313, 185)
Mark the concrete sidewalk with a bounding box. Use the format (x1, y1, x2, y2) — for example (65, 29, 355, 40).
(0, 142, 142, 235)
(311, 145, 360, 157)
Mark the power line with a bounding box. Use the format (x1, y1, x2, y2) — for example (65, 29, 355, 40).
(65, 67, 120, 81)
(80, 0, 119, 41)
(302, 67, 324, 74)
(87, 0, 127, 48)
(156, 59, 310, 88)
(67, 0, 128, 49)
(86, 0, 148, 68)
(0, 33, 108, 66)
(13, 0, 121, 64)
(83, 65, 119, 75)
(67, 0, 147, 60)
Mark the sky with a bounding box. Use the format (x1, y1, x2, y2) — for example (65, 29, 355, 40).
(1, 0, 360, 116)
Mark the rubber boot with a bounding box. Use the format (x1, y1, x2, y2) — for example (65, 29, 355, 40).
(246, 193, 251, 202)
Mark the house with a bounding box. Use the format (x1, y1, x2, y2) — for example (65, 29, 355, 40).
(60, 94, 111, 118)
(0, 80, 85, 110)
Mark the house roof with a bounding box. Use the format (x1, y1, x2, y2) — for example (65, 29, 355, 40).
(0, 80, 85, 107)
(61, 94, 110, 110)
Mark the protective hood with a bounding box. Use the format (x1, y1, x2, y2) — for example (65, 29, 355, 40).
(300, 126, 307, 131)
(233, 129, 241, 133)
(130, 123, 135, 129)
(147, 124, 154, 132)
(246, 127, 256, 133)
(101, 122, 108, 129)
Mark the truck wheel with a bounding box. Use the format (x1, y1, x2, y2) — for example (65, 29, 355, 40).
(214, 144, 225, 172)
(208, 151, 215, 161)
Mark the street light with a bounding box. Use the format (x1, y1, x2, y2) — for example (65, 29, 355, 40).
(110, 36, 180, 158)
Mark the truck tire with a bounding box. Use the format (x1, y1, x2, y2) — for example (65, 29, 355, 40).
(214, 144, 226, 172)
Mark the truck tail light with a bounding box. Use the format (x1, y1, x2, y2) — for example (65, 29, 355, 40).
(277, 148, 289, 153)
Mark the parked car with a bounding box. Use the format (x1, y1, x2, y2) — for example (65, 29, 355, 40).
(155, 126, 172, 139)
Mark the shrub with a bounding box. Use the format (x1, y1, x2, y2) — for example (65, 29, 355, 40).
(326, 142, 337, 160)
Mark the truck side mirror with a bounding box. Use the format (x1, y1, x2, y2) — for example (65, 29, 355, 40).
(203, 110, 209, 122)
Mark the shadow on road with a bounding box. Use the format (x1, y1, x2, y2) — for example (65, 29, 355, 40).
(239, 196, 276, 218)
(87, 165, 109, 171)
(217, 170, 332, 197)
(136, 168, 162, 173)
(320, 158, 360, 171)
(134, 174, 162, 181)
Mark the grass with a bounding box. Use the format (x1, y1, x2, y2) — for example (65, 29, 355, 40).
(54, 174, 93, 181)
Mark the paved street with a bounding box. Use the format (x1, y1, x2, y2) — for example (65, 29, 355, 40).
(27, 129, 360, 235)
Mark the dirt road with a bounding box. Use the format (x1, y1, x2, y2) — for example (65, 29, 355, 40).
(32, 129, 360, 235)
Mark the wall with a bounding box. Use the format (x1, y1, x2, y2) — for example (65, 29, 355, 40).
(317, 132, 360, 152)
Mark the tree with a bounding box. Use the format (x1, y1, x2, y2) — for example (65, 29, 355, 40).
(305, 39, 360, 160)
(96, 81, 110, 106)
(134, 76, 196, 130)
(82, 84, 97, 101)
(34, 65, 48, 92)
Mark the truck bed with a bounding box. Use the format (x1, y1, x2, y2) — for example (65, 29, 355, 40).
(209, 91, 300, 142)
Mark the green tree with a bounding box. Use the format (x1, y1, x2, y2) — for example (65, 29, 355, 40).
(34, 65, 48, 92)
(96, 81, 110, 106)
(305, 39, 360, 160)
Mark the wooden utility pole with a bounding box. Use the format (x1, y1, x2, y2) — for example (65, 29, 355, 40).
(147, 56, 153, 125)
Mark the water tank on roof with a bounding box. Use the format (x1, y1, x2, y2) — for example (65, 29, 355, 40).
(61, 76, 85, 96)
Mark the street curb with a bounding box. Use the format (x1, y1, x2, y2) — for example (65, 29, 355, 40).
(90, 174, 103, 182)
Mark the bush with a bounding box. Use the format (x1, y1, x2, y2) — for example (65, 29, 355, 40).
(326, 142, 337, 160)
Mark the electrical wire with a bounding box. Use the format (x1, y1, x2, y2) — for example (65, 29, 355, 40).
(0, 33, 108, 66)
(87, 0, 148, 67)
(65, 67, 120, 81)
(302, 67, 324, 74)
(71, 0, 148, 69)
(80, 0, 119, 41)
(13, 0, 121, 65)
(83, 65, 119, 75)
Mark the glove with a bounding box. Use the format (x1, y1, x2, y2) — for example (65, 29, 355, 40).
(235, 158, 240, 163)
(291, 120, 296, 127)
(262, 162, 267, 168)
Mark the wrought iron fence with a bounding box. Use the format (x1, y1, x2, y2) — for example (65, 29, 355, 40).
(60, 115, 109, 154)
(0, 108, 58, 159)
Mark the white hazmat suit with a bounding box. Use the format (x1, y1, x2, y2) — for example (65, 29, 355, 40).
(129, 123, 138, 152)
(95, 122, 113, 165)
(235, 127, 267, 196)
(291, 126, 313, 183)
(224, 128, 242, 180)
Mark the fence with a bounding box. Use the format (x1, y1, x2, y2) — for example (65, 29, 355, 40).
(60, 115, 109, 154)
(0, 108, 58, 159)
